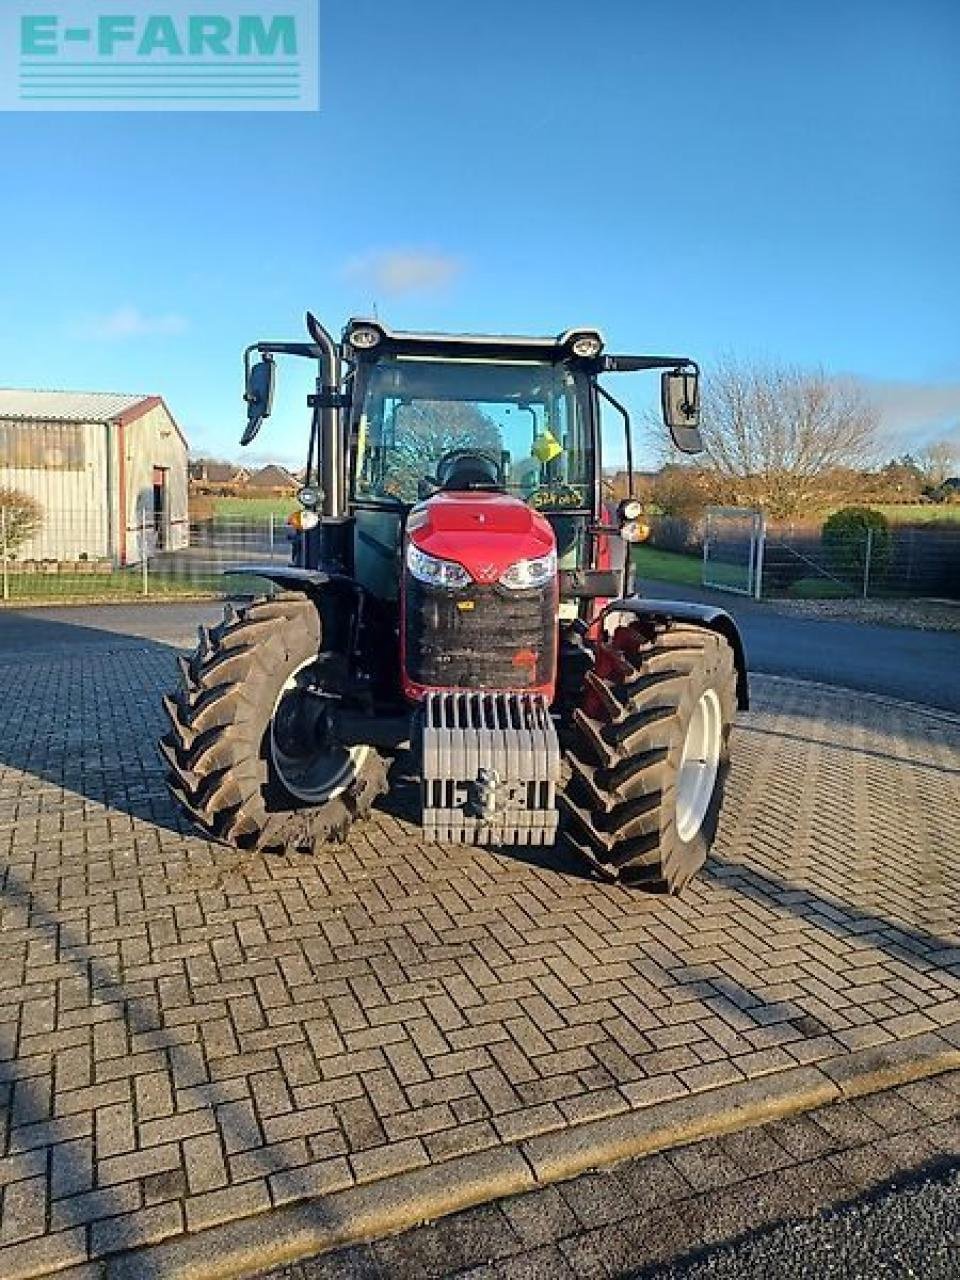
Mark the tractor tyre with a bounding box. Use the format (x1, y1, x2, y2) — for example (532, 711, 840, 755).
(561, 621, 737, 893)
(160, 594, 387, 852)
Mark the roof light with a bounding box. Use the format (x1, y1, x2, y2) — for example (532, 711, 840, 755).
(348, 325, 382, 351)
(571, 334, 603, 359)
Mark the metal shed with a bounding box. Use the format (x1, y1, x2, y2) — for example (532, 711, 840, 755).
(0, 390, 189, 565)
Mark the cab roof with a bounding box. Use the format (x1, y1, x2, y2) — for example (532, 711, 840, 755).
(342, 318, 604, 364)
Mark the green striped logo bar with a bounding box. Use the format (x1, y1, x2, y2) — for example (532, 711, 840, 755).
(2, 2, 318, 111)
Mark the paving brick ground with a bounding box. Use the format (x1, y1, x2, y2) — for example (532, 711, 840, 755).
(268, 1070, 960, 1279)
(0, 638, 959, 1277)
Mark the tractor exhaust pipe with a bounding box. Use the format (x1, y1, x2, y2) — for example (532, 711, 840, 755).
(306, 311, 345, 521)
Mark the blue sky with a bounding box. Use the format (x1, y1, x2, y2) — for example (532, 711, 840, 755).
(1, 0, 958, 467)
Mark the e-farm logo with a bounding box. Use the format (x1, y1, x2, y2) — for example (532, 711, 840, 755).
(1, 1, 318, 111)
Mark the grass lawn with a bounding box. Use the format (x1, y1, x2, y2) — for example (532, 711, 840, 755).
(874, 504, 960, 525)
(632, 542, 752, 591)
(632, 544, 703, 586)
(1, 570, 270, 605)
(212, 496, 297, 517)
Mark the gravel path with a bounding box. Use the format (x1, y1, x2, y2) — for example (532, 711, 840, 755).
(766, 597, 960, 633)
(647, 1161, 960, 1280)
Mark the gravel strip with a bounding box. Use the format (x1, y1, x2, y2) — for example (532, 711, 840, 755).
(765, 597, 960, 631)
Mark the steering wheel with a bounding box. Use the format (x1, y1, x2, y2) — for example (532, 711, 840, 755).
(434, 449, 503, 491)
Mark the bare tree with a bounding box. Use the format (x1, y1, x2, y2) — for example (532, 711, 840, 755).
(657, 358, 881, 518)
(917, 438, 959, 488)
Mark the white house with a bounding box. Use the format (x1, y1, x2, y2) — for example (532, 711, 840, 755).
(0, 390, 189, 565)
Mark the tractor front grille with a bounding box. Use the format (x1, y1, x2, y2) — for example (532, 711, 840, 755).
(404, 576, 555, 691)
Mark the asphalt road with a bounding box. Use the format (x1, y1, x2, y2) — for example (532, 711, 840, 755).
(641, 581, 960, 713)
(0, 589, 957, 711)
(647, 1162, 960, 1280)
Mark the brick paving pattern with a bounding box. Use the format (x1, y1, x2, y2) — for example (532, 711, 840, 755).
(0, 641, 958, 1276)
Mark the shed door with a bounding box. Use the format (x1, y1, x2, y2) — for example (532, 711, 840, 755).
(152, 467, 168, 550)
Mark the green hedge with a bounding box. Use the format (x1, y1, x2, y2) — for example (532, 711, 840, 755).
(821, 506, 890, 581)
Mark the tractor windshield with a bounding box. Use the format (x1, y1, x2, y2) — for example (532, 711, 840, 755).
(352, 358, 593, 511)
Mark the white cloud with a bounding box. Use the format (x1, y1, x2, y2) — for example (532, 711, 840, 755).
(341, 249, 463, 297)
(77, 306, 189, 340)
(848, 375, 960, 450)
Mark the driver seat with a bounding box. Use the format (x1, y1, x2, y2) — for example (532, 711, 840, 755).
(435, 453, 502, 491)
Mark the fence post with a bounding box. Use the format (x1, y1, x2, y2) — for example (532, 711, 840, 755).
(701, 511, 710, 587)
(269, 512, 275, 560)
(1, 508, 8, 603)
(142, 512, 149, 597)
(863, 526, 873, 599)
(753, 512, 766, 600)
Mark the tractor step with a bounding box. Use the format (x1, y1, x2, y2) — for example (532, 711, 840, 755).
(419, 691, 561, 847)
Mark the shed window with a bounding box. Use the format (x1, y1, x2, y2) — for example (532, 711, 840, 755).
(0, 421, 85, 470)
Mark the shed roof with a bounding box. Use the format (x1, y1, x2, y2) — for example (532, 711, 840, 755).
(0, 389, 152, 424)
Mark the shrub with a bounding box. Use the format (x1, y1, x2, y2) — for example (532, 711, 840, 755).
(0, 487, 43, 556)
(650, 467, 710, 519)
(821, 506, 890, 583)
(646, 515, 703, 554)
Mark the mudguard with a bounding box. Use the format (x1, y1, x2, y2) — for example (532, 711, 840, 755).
(223, 565, 338, 592)
(599, 596, 749, 709)
(223, 565, 362, 656)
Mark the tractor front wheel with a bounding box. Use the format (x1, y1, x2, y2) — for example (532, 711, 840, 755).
(160, 595, 387, 852)
(561, 621, 737, 893)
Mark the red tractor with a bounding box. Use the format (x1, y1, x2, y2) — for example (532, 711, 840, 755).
(162, 316, 747, 892)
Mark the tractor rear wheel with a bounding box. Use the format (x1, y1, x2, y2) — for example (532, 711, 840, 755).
(160, 594, 387, 852)
(561, 621, 737, 893)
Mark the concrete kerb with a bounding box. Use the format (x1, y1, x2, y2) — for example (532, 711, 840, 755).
(102, 1029, 960, 1280)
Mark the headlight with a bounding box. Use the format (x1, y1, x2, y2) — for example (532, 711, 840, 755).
(406, 543, 471, 589)
(348, 325, 382, 350)
(571, 334, 603, 359)
(298, 485, 320, 508)
(499, 550, 557, 590)
(619, 498, 644, 521)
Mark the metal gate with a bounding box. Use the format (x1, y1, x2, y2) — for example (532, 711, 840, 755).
(702, 507, 765, 598)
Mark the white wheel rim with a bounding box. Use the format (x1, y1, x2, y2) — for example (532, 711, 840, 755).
(270, 660, 370, 805)
(675, 688, 722, 843)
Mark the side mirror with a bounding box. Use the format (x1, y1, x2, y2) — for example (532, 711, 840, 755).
(661, 368, 702, 454)
(241, 355, 276, 446)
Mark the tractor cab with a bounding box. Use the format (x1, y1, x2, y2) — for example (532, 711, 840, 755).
(343, 328, 600, 624)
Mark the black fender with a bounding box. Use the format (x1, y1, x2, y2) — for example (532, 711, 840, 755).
(599, 596, 749, 709)
(223, 565, 363, 657)
(223, 564, 343, 593)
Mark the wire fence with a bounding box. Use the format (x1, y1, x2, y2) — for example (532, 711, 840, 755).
(0, 507, 292, 604)
(761, 521, 960, 600)
(3, 502, 959, 607)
